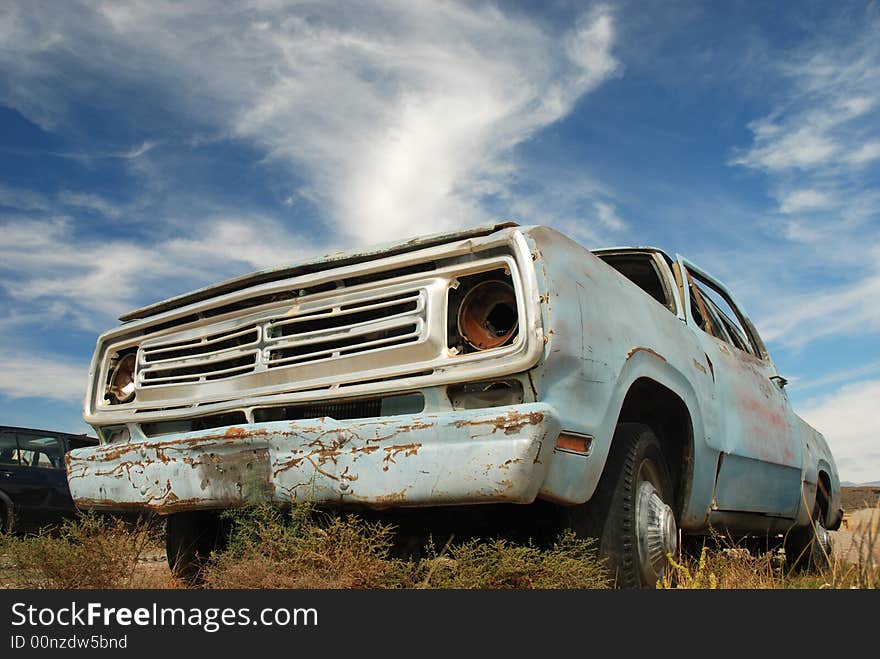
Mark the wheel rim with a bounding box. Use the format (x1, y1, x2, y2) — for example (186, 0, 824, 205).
(814, 519, 832, 560)
(635, 465, 678, 585)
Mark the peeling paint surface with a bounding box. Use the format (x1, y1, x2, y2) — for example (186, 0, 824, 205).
(68, 403, 559, 511)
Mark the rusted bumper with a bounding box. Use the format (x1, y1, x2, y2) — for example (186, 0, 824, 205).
(67, 403, 559, 512)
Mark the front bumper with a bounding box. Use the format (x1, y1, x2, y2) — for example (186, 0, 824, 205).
(67, 403, 560, 513)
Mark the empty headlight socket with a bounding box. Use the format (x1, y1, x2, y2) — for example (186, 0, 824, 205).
(447, 268, 519, 355)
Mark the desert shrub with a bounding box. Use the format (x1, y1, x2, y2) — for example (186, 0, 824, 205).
(204, 503, 610, 589)
(204, 503, 403, 589)
(408, 530, 610, 589)
(0, 514, 161, 589)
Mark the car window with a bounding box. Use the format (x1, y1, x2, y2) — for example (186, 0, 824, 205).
(686, 276, 726, 341)
(598, 253, 674, 311)
(16, 434, 64, 470)
(0, 431, 19, 466)
(689, 273, 759, 357)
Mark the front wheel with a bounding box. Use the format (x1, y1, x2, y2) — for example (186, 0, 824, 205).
(565, 423, 678, 588)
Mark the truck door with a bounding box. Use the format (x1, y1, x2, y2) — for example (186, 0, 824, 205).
(675, 257, 803, 518)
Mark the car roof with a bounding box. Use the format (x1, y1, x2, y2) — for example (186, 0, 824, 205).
(0, 425, 99, 445)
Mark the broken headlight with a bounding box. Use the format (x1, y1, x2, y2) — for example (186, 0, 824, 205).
(448, 269, 519, 354)
(107, 352, 136, 404)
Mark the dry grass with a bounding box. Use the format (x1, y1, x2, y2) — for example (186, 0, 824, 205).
(0, 513, 173, 589)
(659, 505, 880, 589)
(406, 531, 610, 589)
(2, 500, 876, 590)
(203, 503, 611, 589)
(203, 503, 403, 589)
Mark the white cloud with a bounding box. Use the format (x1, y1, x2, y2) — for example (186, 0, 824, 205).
(789, 361, 880, 393)
(0, 214, 321, 328)
(735, 123, 838, 171)
(0, 1, 620, 245)
(121, 140, 156, 159)
(798, 380, 880, 484)
(777, 189, 834, 214)
(58, 191, 124, 219)
(759, 270, 880, 348)
(595, 201, 627, 231)
(0, 184, 52, 212)
(0, 350, 87, 402)
(729, 10, 880, 350)
(848, 140, 880, 165)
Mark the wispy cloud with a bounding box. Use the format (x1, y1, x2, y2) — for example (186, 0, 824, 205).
(0, 1, 620, 246)
(789, 360, 880, 394)
(798, 379, 880, 483)
(758, 266, 880, 348)
(776, 189, 834, 214)
(57, 191, 124, 219)
(730, 7, 880, 350)
(0, 212, 321, 329)
(0, 350, 87, 402)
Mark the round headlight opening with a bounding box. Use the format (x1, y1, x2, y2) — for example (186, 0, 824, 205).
(108, 353, 136, 404)
(457, 280, 519, 350)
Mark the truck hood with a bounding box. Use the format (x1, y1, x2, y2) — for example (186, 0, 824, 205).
(119, 222, 518, 322)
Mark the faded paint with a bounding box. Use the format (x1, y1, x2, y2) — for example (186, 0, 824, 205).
(68, 404, 559, 511)
(70, 223, 842, 539)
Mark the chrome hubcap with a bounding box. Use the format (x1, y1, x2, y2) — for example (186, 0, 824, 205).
(815, 521, 832, 558)
(635, 480, 678, 584)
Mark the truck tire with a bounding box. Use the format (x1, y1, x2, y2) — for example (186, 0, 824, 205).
(784, 502, 832, 572)
(0, 490, 13, 535)
(566, 423, 678, 588)
(165, 511, 225, 585)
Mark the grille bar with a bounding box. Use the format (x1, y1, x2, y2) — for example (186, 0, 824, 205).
(266, 292, 421, 338)
(267, 323, 421, 367)
(140, 351, 260, 385)
(142, 326, 261, 364)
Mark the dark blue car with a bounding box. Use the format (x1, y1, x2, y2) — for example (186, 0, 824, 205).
(0, 425, 99, 534)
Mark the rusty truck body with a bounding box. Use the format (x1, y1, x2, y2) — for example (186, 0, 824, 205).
(67, 222, 842, 586)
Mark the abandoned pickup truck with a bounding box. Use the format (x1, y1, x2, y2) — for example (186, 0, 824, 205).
(67, 222, 842, 586)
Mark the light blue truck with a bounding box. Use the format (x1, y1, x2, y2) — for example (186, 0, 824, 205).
(67, 222, 842, 586)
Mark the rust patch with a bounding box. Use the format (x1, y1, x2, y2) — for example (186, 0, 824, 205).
(498, 458, 523, 470)
(626, 346, 667, 363)
(370, 489, 408, 506)
(453, 410, 545, 435)
(693, 359, 707, 375)
(381, 443, 422, 471)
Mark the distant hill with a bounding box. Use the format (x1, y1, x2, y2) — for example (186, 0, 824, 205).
(840, 484, 880, 512)
(842, 481, 880, 487)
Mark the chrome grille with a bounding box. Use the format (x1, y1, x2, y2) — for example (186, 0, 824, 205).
(265, 291, 423, 368)
(137, 288, 426, 389)
(139, 325, 261, 385)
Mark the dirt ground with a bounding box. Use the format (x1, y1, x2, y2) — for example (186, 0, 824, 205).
(830, 487, 880, 565)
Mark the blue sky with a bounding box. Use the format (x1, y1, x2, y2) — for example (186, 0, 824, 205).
(1, 1, 878, 483)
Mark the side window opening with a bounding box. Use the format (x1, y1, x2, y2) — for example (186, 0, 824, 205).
(688, 271, 759, 357)
(599, 254, 674, 312)
(16, 434, 64, 469)
(687, 277, 726, 341)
